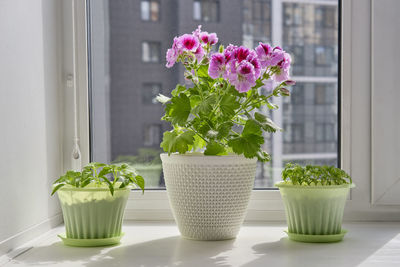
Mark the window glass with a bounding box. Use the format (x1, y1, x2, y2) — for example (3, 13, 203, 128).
(89, 0, 339, 189)
(142, 41, 160, 62)
(193, 0, 219, 22)
(141, 0, 160, 21)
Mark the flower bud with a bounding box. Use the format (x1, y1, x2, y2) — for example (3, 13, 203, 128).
(285, 80, 296, 86)
(280, 88, 290, 96)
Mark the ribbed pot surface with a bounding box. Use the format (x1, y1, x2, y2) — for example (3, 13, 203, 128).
(161, 153, 257, 240)
(278, 185, 352, 235)
(57, 188, 130, 239)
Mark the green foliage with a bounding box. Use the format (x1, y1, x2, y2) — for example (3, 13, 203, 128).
(160, 130, 195, 155)
(158, 56, 292, 162)
(113, 148, 162, 165)
(281, 163, 352, 186)
(51, 162, 145, 196)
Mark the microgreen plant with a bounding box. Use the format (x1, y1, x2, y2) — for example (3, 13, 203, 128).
(158, 25, 295, 162)
(51, 162, 145, 196)
(281, 163, 352, 186)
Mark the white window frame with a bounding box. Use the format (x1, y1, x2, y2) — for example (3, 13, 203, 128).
(62, 0, 400, 221)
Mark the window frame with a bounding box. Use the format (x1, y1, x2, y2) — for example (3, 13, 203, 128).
(141, 41, 162, 63)
(63, 0, 400, 222)
(193, 0, 220, 23)
(140, 0, 161, 22)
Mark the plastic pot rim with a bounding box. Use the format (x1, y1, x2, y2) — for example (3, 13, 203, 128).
(160, 153, 257, 164)
(56, 185, 133, 192)
(275, 182, 356, 189)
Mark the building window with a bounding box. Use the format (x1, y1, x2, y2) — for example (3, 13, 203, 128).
(283, 123, 304, 144)
(142, 41, 161, 62)
(325, 123, 335, 141)
(193, 0, 219, 22)
(141, 0, 160, 21)
(315, 123, 324, 142)
(283, 123, 292, 143)
(315, 84, 335, 105)
(142, 83, 161, 104)
(293, 123, 304, 143)
(291, 83, 304, 105)
(315, 46, 334, 66)
(143, 124, 162, 146)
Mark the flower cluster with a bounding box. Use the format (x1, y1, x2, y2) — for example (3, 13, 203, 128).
(166, 26, 218, 68)
(166, 26, 293, 93)
(160, 26, 296, 161)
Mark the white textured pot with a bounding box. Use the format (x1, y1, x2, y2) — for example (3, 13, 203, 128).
(161, 153, 257, 240)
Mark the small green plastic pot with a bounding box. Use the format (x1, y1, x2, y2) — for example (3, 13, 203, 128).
(276, 182, 355, 241)
(57, 185, 130, 246)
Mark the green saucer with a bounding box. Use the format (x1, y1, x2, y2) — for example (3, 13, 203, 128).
(284, 229, 347, 243)
(58, 233, 124, 247)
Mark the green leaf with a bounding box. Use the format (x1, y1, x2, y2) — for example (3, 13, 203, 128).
(134, 175, 145, 193)
(254, 112, 267, 123)
(256, 151, 271, 162)
(197, 65, 209, 78)
(98, 166, 112, 177)
(190, 95, 202, 108)
(227, 120, 265, 159)
(204, 141, 226, 155)
(220, 94, 240, 117)
(192, 134, 206, 152)
(192, 95, 216, 115)
(166, 93, 191, 126)
(242, 119, 262, 137)
(266, 102, 278, 110)
(228, 135, 264, 158)
(160, 130, 195, 155)
(216, 122, 233, 139)
(51, 184, 65, 196)
(102, 178, 114, 196)
(252, 79, 265, 90)
(262, 117, 282, 133)
(171, 84, 186, 97)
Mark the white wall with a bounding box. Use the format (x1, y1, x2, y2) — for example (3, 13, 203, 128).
(0, 0, 63, 256)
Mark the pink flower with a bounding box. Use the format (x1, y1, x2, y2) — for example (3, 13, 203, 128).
(223, 44, 237, 63)
(234, 46, 251, 63)
(166, 37, 180, 68)
(192, 25, 203, 38)
(177, 34, 200, 52)
(228, 61, 256, 93)
(208, 53, 227, 79)
(194, 45, 205, 62)
(274, 52, 292, 82)
(199, 32, 219, 45)
(246, 52, 261, 79)
(255, 42, 284, 67)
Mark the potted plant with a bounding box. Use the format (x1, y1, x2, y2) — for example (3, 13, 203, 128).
(276, 163, 355, 243)
(113, 148, 163, 188)
(51, 162, 145, 247)
(157, 25, 295, 240)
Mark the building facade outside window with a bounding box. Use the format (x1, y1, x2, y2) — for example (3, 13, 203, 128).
(91, 0, 339, 188)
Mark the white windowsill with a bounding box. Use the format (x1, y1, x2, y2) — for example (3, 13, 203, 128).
(3, 222, 400, 267)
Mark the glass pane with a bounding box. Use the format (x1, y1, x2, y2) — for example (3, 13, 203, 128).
(89, 0, 339, 189)
(141, 1, 150, 21)
(193, 1, 201, 21)
(150, 1, 159, 21)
